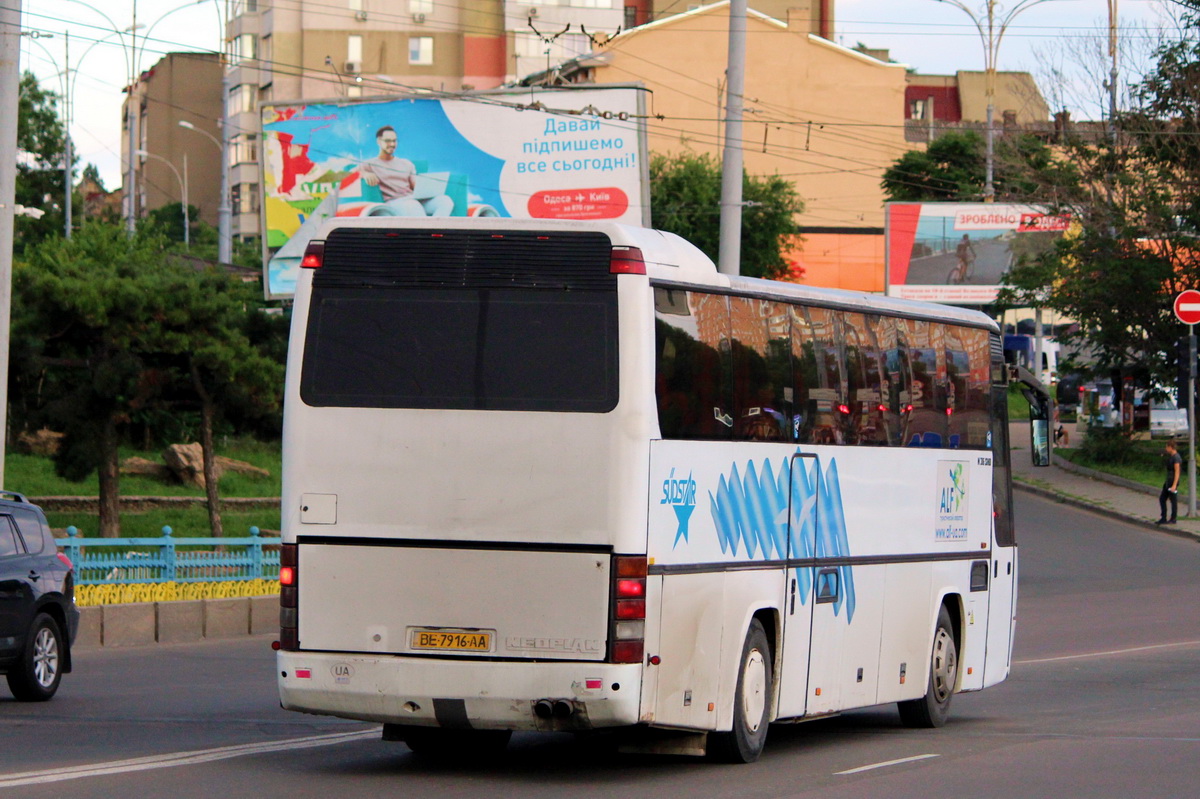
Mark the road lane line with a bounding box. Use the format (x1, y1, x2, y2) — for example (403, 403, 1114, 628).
(1017, 639, 1200, 665)
(0, 729, 379, 788)
(836, 754, 940, 775)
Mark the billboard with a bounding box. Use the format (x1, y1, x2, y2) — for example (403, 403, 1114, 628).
(886, 203, 1071, 305)
(260, 86, 649, 299)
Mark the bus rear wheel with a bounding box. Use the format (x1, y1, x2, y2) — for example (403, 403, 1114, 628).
(709, 618, 772, 763)
(898, 605, 957, 728)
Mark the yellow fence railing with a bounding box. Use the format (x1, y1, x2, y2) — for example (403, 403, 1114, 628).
(76, 579, 280, 607)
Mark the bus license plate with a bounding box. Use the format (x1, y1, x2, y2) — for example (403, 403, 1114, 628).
(410, 629, 493, 652)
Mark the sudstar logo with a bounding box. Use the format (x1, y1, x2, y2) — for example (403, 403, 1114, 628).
(661, 468, 697, 547)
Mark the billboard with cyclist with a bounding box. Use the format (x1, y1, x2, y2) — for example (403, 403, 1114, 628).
(885, 203, 1072, 304)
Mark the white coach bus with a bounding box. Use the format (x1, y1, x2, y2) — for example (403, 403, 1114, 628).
(275, 218, 1050, 762)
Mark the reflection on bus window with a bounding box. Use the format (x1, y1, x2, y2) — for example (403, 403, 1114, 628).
(903, 318, 945, 447)
(654, 289, 732, 440)
(654, 288, 995, 450)
(731, 297, 792, 441)
(845, 313, 889, 446)
(794, 306, 845, 444)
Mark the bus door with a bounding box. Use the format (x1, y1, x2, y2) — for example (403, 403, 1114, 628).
(984, 386, 1017, 685)
(776, 452, 818, 718)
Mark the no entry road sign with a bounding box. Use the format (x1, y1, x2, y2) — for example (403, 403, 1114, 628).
(1176, 290, 1200, 325)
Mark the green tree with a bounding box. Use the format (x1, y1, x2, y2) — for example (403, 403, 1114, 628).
(881, 130, 1078, 203)
(17, 71, 69, 251)
(14, 223, 284, 537)
(157, 273, 282, 536)
(649, 151, 804, 279)
(1002, 2, 1200, 391)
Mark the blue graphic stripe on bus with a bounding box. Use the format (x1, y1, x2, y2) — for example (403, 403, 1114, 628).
(708, 453, 856, 623)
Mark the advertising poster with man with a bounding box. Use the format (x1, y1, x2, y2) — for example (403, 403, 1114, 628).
(260, 86, 649, 299)
(885, 203, 1073, 304)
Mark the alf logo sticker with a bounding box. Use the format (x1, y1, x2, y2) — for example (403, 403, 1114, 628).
(936, 461, 969, 541)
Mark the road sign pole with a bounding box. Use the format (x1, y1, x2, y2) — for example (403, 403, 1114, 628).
(1190, 326, 1196, 517)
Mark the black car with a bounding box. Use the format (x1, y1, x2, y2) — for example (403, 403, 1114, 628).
(0, 492, 78, 700)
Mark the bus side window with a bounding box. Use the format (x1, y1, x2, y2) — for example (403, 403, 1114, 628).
(844, 313, 888, 446)
(903, 319, 944, 448)
(654, 288, 732, 440)
(731, 298, 792, 442)
(796, 306, 843, 445)
(962, 327, 992, 447)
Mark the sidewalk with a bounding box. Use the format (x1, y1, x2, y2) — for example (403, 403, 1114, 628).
(1009, 424, 1200, 542)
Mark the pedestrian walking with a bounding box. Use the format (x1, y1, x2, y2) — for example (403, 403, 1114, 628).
(1156, 440, 1182, 525)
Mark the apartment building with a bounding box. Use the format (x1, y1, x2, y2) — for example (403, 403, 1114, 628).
(120, 52, 224, 230)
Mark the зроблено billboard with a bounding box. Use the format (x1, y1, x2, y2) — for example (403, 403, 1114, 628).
(260, 86, 649, 299)
(886, 203, 1071, 305)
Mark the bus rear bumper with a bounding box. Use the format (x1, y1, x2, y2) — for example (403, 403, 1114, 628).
(277, 651, 643, 731)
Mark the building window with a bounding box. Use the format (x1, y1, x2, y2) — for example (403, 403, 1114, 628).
(410, 0, 433, 12)
(232, 182, 260, 215)
(348, 35, 363, 63)
(229, 134, 258, 166)
(349, 0, 363, 10)
(909, 99, 927, 120)
(624, 5, 637, 28)
(232, 34, 256, 64)
(227, 84, 255, 115)
(409, 36, 433, 65)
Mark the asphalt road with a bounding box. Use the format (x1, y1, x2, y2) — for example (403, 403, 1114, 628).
(2, 492, 1198, 798)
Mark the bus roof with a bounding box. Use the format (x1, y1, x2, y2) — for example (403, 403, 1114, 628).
(308, 216, 998, 332)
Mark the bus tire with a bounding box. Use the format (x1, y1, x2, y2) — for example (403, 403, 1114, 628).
(898, 605, 957, 728)
(709, 618, 772, 763)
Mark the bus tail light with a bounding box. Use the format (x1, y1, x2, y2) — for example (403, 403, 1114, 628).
(610, 555, 647, 663)
(610, 246, 646, 275)
(279, 543, 299, 651)
(300, 240, 325, 268)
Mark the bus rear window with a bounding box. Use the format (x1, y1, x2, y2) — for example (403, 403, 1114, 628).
(301, 287, 618, 411)
(300, 228, 619, 412)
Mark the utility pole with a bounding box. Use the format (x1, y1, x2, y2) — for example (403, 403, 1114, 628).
(1107, 0, 1118, 143)
(125, 2, 139, 237)
(0, 0, 22, 486)
(63, 32, 72, 238)
(717, 0, 747, 276)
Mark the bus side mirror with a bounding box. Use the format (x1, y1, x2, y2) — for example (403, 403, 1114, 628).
(1021, 387, 1052, 467)
(1030, 419, 1050, 467)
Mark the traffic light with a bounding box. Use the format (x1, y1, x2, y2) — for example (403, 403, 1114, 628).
(1177, 335, 1198, 409)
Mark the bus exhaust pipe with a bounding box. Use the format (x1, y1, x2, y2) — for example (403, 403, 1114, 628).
(534, 700, 555, 719)
(553, 700, 575, 718)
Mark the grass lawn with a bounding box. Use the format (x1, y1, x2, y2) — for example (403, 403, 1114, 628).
(7, 438, 282, 538)
(1056, 438, 1167, 491)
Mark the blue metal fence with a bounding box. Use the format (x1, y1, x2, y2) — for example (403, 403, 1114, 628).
(58, 526, 282, 586)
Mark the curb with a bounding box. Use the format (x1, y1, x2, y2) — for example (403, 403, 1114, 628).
(1013, 480, 1200, 544)
(74, 595, 278, 650)
(34, 496, 281, 513)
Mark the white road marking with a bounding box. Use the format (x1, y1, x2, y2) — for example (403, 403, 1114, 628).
(836, 753, 940, 775)
(0, 729, 379, 788)
(1017, 639, 1200, 665)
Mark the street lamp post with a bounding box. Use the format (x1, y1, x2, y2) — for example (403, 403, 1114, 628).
(137, 149, 188, 249)
(179, 120, 231, 264)
(932, 0, 1065, 201)
(61, 0, 219, 235)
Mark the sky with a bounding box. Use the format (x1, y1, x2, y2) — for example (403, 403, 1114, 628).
(19, 0, 1183, 191)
